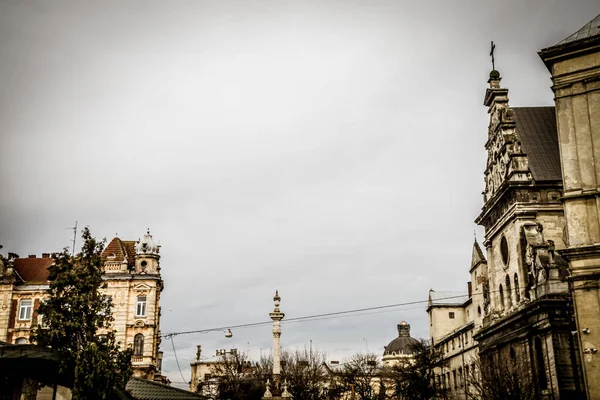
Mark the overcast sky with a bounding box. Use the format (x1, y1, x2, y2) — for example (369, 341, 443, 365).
(1, 0, 599, 387)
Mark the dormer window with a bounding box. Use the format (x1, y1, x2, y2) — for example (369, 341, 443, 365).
(107, 253, 116, 259)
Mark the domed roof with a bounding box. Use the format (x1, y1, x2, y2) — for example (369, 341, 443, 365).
(135, 229, 160, 256)
(383, 321, 418, 356)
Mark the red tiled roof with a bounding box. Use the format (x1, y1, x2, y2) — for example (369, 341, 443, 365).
(13, 258, 54, 284)
(101, 237, 136, 266)
(122, 241, 136, 262)
(102, 237, 126, 261)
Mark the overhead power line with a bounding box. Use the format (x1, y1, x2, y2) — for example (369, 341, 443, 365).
(162, 293, 474, 339)
(162, 290, 503, 383)
(169, 335, 188, 384)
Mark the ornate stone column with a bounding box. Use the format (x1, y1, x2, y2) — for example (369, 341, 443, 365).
(270, 290, 285, 380)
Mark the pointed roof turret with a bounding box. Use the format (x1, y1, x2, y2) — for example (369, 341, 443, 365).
(102, 237, 136, 264)
(471, 239, 487, 271)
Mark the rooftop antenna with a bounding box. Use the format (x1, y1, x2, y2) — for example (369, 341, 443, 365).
(490, 41, 496, 70)
(68, 221, 78, 255)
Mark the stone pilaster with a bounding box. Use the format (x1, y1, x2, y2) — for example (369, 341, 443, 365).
(540, 26, 600, 399)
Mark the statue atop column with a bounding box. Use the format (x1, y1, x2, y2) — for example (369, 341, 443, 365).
(263, 290, 291, 399)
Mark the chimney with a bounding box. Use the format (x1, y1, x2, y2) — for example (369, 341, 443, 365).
(28, 254, 36, 258)
(467, 282, 472, 297)
(42, 253, 50, 258)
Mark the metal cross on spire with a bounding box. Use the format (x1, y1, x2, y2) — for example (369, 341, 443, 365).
(490, 41, 496, 70)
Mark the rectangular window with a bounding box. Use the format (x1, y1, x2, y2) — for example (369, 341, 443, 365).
(449, 312, 455, 319)
(19, 299, 32, 320)
(453, 370, 457, 389)
(136, 296, 147, 317)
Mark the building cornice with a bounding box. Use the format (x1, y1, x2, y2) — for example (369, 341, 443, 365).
(539, 35, 600, 72)
(426, 298, 471, 313)
(435, 321, 476, 345)
(13, 284, 50, 291)
(473, 296, 573, 346)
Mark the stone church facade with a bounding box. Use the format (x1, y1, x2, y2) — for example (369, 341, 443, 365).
(473, 71, 584, 399)
(429, 14, 600, 399)
(0, 229, 165, 382)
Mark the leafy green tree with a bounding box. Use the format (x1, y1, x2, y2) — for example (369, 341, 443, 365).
(387, 339, 448, 400)
(32, 227, 132, 400)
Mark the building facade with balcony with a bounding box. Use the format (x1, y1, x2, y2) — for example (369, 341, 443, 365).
(0, 229, 165, 382)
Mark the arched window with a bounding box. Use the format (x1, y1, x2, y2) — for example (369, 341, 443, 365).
(15, 337, 28, 344)
(499, 284, 504, 310)
(509, 347, 516, 366)
(535, 337, 548, 390)
(477, 305, 482, 317)
(500, 236, 509, 265)
(514, 273, 520, 302)
(134, 334, 144, 356)
(505, 275, 512, 308)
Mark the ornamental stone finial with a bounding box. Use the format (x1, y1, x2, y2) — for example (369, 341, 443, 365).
(282, 379, 292, 398)
(264, 379, 273, 398)
(274, 290, 281, 309)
